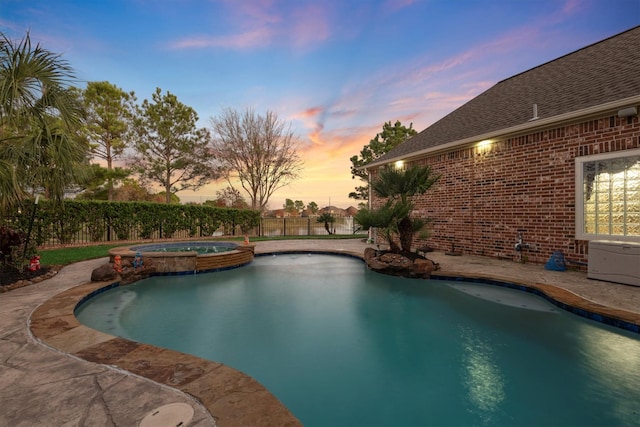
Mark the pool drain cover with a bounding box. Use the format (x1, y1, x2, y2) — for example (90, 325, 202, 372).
(139, 402, 194, 427)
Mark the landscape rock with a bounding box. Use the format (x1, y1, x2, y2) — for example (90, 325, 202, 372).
(119, 258, 156, 286)
(414, 258, 437, 275)
(363, 248, 437, 279)
(91, 263, 118, 282)
(91, 258, 158, 285)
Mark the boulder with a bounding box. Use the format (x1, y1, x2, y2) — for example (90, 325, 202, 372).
(378, 253, 413, 270)
(91, 258, 157, 284)
(414, 258, 436, 275)
(119, 258, 156, 286)
(91, 263, 119, 282)
(363, 250, 437, 279)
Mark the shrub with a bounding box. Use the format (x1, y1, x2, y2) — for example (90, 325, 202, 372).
(0, 226, 36, 270)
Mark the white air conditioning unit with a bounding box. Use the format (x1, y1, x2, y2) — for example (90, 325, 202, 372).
(588, 240, 640, 286)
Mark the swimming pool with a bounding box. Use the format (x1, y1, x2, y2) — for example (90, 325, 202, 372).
(76, 254, 640, 426)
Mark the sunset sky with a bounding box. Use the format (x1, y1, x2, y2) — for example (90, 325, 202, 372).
(2, 0, 638, 209)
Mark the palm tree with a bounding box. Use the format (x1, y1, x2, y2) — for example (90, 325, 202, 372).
(0, 32, 86, 211)
(0, 32, 80, 128)
(12, 116, 91, 200)
(355, 164, 440, 253)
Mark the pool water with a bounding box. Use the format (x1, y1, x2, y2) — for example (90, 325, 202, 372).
(76, 254, 640, 426)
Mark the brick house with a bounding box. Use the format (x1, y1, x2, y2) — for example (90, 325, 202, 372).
(365, 26, 640, 265)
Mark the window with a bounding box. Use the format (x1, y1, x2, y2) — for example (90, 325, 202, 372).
(575, 148, 640, 242)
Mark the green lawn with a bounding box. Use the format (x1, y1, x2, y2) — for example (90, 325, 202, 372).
(39, 244, 123, 266)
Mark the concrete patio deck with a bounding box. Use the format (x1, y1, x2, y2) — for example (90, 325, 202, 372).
(1, 238, 639, 426)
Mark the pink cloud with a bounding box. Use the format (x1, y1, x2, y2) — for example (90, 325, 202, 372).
(562, 0, 584, 15)
(308, 123, 325, 145)
(231, 0, 281, 25)
(169, 0, 334, 51)
(329, 109, 357, 120)
(170, 27, 275, 49)
(300, 122, 382, 159)
(383, 0, 419, 13)
(296, 107, 324, 119)
(387, 97, 421, 111)
(0, 18, 24, 34)
(282, 15, 601, 203)
(290, 4, 332, 48)
(290, 106, 325, 145)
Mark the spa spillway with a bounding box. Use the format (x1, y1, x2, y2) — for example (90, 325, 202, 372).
(108, 241, 255, 274)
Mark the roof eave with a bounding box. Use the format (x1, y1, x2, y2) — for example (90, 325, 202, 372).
(363, 95, 640, 171)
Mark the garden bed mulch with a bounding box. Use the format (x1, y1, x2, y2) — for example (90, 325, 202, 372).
(0, 266, 59, 292)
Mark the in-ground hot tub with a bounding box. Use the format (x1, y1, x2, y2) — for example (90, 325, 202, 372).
(108, 241, 255, 274)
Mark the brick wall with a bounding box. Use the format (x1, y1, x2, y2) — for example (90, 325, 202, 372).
(372, 113, 640, 265)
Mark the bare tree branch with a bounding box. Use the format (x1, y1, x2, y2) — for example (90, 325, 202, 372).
(209, 108, 303, 211)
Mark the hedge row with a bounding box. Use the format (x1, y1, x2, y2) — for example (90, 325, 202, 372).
(6, 200, 261, 246)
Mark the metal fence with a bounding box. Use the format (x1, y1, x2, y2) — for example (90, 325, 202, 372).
(259, 217, 360, 237)
(24, 216, 362, 247)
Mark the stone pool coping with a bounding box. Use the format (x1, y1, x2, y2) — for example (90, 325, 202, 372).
(28, 240, 640, 426)
(30, 279, 300, 427)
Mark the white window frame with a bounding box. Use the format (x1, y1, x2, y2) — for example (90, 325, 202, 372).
(575, 148, 640, 242)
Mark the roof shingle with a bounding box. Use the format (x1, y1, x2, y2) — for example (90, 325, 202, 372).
(374, 26, 640, 165)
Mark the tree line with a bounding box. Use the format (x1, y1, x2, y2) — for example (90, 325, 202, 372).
(1, 31, 438, 259)
(0, 32, 303, 217)
(1, 31, 418, 214)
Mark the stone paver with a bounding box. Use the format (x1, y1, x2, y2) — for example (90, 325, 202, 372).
(1, 238, 639, 427)
(0, 258, 214, 427)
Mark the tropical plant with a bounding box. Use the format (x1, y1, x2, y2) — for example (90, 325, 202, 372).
(0, 32, 86, 211)
(10, 116, 91, 200)
(0, 33, 80, 130)
(355, 164, 439, 253)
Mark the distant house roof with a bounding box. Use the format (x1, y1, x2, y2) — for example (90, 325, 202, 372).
(345, 206, 358, 216)
(369, 26, 640, 168)
(319, 206, 346, 215)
